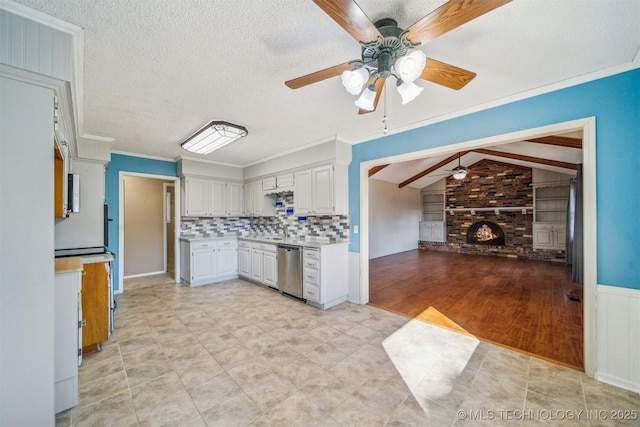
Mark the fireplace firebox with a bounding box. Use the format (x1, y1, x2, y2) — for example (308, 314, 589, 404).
(467, 221, 505, 246)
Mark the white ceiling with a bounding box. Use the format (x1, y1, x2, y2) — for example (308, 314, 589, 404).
(10, 0, 640, 169)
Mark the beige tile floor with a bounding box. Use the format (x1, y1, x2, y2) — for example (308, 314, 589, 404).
(56, 275, 639, 427)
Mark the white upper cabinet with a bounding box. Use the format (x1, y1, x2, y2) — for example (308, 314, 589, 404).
(294, 169, 312, 214)
(184, 177, 209, 217)
(294, 164, 344, 215)
(312, 165, 334, 214)
(183, 177, 243, 217)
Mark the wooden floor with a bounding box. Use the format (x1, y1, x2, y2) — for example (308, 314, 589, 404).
(369, 250, 584, 369)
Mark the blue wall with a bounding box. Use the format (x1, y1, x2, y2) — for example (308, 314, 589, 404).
(105, 154, 177, 291)
(349, 68, 640, 290)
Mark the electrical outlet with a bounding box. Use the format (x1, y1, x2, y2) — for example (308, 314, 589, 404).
(354, 225, 359, 234)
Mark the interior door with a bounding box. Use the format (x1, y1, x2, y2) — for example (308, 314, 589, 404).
(166, 185, 175, 275)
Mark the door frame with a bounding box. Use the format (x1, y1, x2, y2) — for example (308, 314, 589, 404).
(119, 171, 181, 291)
(163, 182, 175, 274)
(358, 117, 597, 376)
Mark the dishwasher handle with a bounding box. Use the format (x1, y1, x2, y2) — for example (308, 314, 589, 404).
(278, 244, 301, 251)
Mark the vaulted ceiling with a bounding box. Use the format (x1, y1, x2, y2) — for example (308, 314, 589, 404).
(370, 133, 582, 189)
(9, 0, 640, 167)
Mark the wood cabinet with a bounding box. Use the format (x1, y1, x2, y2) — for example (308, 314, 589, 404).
(180, 238, 238, 286)
(302, 244, 348, 310)
(183, 177, 243, 217)
(294, 165, 336, 215)
(81, 262, 110, 354)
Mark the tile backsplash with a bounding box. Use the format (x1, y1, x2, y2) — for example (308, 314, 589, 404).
(180, 192, 350, 242)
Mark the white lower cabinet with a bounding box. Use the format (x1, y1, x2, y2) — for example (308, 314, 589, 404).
(249, 242, 278, 289)
(533, 223, 566, 250)
(302, 244, 348, 309)
(238, 241, 252, 278)
(54, 264, 82, 413)
(419, 221, 446, 242)
(180, 238, 238, 287)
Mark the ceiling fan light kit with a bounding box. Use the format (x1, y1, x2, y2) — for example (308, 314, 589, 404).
(341, 67, 370, 95)
(397, 80, 424, 105)
(355, 84, 377, 111)
(180, 121, 248, 155)
(285, 0, 511, 114)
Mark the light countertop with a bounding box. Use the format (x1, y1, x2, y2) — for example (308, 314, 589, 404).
(179, 235, 349, 248)
(55, 257, 83, 274)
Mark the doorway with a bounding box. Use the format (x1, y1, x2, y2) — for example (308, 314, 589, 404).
(164, 183, 176, 277)
(359, 117, 597, 375)
(118, 172, 181, 292)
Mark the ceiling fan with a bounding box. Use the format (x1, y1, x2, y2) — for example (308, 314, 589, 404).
(285, 0, 512, 114)
(447, 152, 489, 180)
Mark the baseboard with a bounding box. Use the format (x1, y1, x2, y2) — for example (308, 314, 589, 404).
(594, 372, 640, 394)
(123, 270, 166, 279)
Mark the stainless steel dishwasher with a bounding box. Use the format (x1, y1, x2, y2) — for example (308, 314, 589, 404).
(277, 244, 303, 299)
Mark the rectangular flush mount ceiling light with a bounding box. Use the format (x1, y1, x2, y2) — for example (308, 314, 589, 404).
(180, 121, 248, 154)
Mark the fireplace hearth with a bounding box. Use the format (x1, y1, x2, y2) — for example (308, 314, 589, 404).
(467, 221, 505, 246)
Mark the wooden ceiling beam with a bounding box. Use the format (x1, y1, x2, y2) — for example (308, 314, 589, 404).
(368, 164, 389, 177)
(472, 148, 578, 170)
(526, 136, 582, 149)
(398, 151, 469, 188)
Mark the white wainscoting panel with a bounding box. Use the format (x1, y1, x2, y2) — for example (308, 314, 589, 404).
(595, 284, 640, 393)
(348, 251, 361, 304)
(0, 9, 71, 81)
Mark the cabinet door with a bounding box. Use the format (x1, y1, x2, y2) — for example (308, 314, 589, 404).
(209, 181, 226, 216)
(554, 226, 567, 250)
(263, 251, 278, 289)
(294, 170, 312, 215)
(252, 181, 264, 216)
(238, 248, 251, 277)
(533, 224, 554, 249)
(81, 262, 109, 350)
(217, 247, 238, 277)
(227, 182, 243, 216)
(251, 250, 263, 282)
(312, 165, 334, 214)
(243, 183, 254, 216)
(431, 223, 445, 242)
(185, 177, 209, 216)
(191, 247, 216, 282)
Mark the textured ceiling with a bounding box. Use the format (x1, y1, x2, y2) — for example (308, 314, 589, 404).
(10, 0, 640, 168)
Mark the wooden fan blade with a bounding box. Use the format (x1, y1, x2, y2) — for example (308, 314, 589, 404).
(285, 61, 357, 89)
(420, 58, 476, 90)
(313, 0, 382, 43)
(358, 79, 384, 115)
(406, 0, 512, 45)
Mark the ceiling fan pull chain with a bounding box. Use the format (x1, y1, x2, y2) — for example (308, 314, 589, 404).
(383, 84, 389, 135)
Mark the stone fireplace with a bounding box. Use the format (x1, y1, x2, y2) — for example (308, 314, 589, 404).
(467, 221, 505, 245)
(419, 160, 566, 262)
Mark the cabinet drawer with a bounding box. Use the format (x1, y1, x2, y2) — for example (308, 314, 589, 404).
(193, 241, 214, 248)
(277, 173, 294, 188)
(216, 239, 237, 249)
(303, 268, 320, 285)
(239, 240, 252, 249)
(303, 284, 320, 303)
(303, 258, 320, 270)
(252, 243, 277, 253)
(303, 249, 320, 260)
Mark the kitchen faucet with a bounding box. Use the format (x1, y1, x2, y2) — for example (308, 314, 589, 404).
(274, 224, 288, 238)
